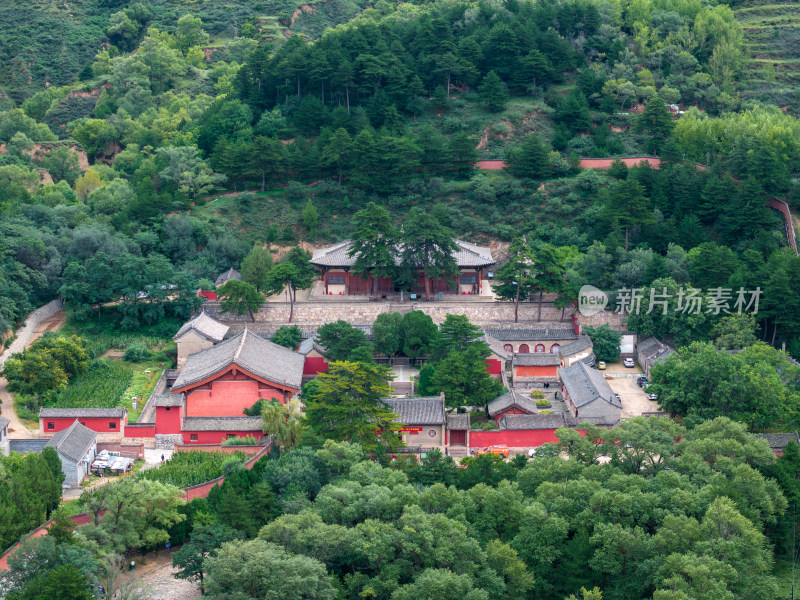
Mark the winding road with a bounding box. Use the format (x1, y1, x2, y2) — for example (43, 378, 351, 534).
(0, 312, 66, 438)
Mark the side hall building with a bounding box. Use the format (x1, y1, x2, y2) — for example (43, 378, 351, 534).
(310, 240, 496, 297)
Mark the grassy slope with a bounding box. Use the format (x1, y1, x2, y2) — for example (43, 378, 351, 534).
(735, 0, 800, 114)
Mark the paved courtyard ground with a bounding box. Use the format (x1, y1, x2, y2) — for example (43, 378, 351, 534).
(608, 376, 661, 418)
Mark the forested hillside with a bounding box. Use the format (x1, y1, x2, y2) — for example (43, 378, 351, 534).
(1, 0, 800, 350)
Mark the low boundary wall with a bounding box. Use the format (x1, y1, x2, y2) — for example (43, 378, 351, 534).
(0, 442, 273, 569)
(97, 442, 145, 460)
(173, 443, 264, 456)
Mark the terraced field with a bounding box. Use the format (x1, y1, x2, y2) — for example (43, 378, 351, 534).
(736, 0, 800, 114)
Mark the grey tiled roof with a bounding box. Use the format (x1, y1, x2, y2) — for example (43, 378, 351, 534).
(182, 417, 264, 432)
(558, 336, 593, 357)
(215, 268, 241, 287)
(484, 327, 578, 342)
(563, 414, 621, 427)
(174, 312, 229, 343)
(446, 414, 470, 430)
(297, 337, 327, 356)
(39, 408, 127, 418)
(310, 240, 495, 269)
(172, 329, 305, 391)
(46, 421, 96, 463)
(559, 362, 622, 410)
(384, 397, 446, 425)
(487, 390, 538, 417)
(636, 336, 664, 359)
(499, 413, 567, 430)
(483, 334, 509, 360)
(154, 394, 185, 407)
(513, 353, 561, 366)
(756, 432, 800, 450)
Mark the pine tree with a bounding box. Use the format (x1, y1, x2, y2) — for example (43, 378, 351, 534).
(635, 96, 674, 154)
(479, 70, 508, 112)
(507, 135, 550, 179)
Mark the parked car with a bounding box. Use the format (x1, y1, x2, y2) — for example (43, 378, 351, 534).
(597, 361, 607, 370)
(478, 445, 509, 458)
(528, 448, 537, 457)
(623, 357, 635, 368)
(637, 377, 648, 387)
(648, 393, 659, 401)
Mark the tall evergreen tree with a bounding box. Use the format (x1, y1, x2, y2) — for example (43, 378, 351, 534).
(401, 207, 458, 301)
(495, 237, 537, 323)
(479, 70, 508, 112)
(349, 202, 398, 297)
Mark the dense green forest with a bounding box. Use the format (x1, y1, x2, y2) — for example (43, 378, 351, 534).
(2, 1, 800, 598)
(4, 426, 800, 600)
(0, 0, 799, 350)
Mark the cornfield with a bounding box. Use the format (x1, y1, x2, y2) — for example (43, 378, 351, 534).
(51, 360, 134, 409)
(138, 451, 247, 487)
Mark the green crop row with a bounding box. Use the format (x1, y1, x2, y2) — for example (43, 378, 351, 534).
(138, 451, 247, 487)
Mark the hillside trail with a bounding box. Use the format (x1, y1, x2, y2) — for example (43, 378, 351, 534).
(0, 311, 66, 438)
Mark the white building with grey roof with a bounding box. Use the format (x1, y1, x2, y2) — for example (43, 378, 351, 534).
(45, 420, 97, 486)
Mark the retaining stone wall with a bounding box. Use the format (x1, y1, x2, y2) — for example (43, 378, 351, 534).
(155, 434, 182, 449)
(0, 299, 63, 370)
(205, 300, 567, 327)
(576, 310, 627, 332)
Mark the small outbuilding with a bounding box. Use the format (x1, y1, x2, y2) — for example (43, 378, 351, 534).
(558, 335, 594, 367)
(635, 337, 674, 378)
(384, 395, 447, 448)
(45, 420, 97, 487)
(173, 311, 230, 368)
(559, 361, 622, 422)
(487, 390, 538, 424)
(215, 268, 241, 288)
(756, 432, 800, 456)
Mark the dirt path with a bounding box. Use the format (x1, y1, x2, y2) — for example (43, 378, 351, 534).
(0, 311, 67, 438)
(121, 551, 201, 600)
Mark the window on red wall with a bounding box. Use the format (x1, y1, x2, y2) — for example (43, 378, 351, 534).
(227, 434, 235, 439)
(190, 434, 198, 441)
(503, 344, 513, 353)
(48, 422, 54, 430)
(534, 344, 545, 352)
(109, 422, 116, 430)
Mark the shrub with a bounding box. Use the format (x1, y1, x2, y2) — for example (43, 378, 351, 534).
(530, 390, 544, 399)
(124, 342, 152, 363)
(480, 421, 498, 430)
(222, 435, 260, 446)
(535, 398, 551, 408)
